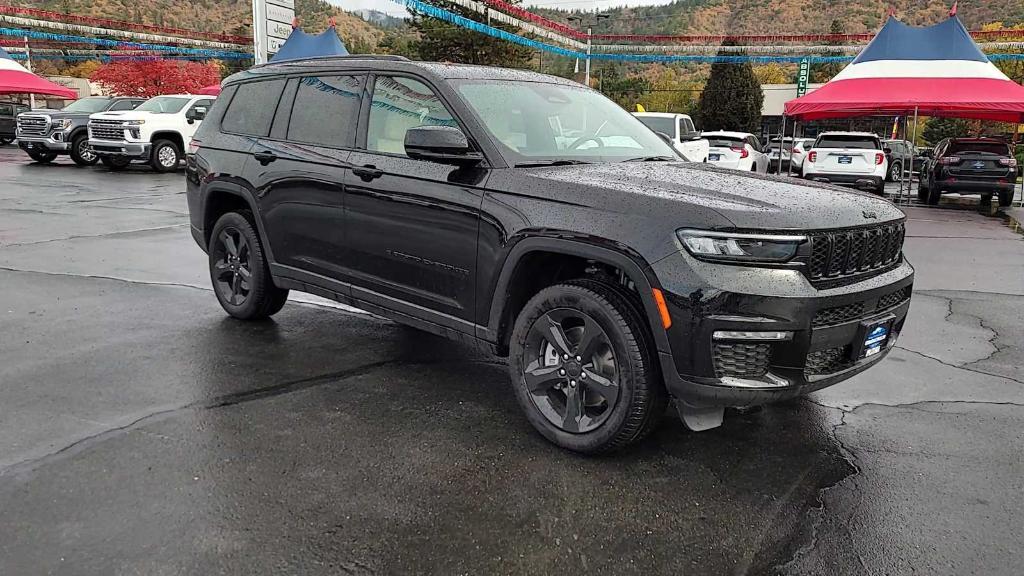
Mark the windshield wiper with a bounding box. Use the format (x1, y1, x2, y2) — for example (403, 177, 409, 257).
(514, 159, 591, 168)
(623, 155, 678, 162)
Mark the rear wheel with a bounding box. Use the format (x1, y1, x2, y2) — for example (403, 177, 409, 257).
(69, 134, 98, 166)
(927, 185, 942, 205)
(208, 210, 289, 320)
(150, 139, 181, 172)
(101, 156, 131, 171)
(999, 190, 1014, 207)
(27, 151, 57, 163)
(874, 181, 886, 196)
(508, 280, 667, 454)
(917, 175, 929, 200)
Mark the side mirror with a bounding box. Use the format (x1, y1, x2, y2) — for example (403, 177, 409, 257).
(186, 107, 207, 124)
(883, 147, 893, 154)
(654, 131, 674, 146)
(405, 126, 482, 166)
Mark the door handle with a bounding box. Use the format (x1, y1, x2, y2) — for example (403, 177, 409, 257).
(352, 164, 383, 182)
(253, 150, 278, 165)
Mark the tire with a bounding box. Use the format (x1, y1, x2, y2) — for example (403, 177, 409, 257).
(927, 185, 942, 206)
(149, 139, 180, 172)
(508, 279, 667, 454)
(917, 175, 929, 201)
(998, 190, 1014, 207)
(888, 161, 902, 182)
(27, 151, 57, 163)
(0, 137, 13, 145)
(101, 156, 131, 171)
(208, 210, 289, 320)
(69, 133, 98, 166)
(981, 193, 993, 206)
(874, 181, 886, 196)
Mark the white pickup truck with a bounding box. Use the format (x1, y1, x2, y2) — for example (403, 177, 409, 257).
(632, 112, 709, 162)
(88, 94, 215, 172)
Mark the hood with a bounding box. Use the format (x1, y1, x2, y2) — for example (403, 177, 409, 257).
(524, 161, 903, 231)
(90, 110, 153, 121)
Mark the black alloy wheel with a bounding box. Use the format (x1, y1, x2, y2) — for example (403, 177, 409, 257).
(522, 308, 620, 434)
(509, 280, 667, 453)
(208, 211, 288, 320)
(889, 161, 903, 182)
(212, 226, 254, 308)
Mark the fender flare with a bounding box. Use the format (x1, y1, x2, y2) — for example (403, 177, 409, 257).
(202, 181, 277, 265)
(483, 236, 671, 353)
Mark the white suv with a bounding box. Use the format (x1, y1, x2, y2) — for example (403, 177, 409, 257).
(88, 94, 215, 172)
(802, 132, 888, 195)
(702, 131, 769, 173)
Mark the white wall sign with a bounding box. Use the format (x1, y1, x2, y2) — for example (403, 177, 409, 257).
(252, 0, 295, 64)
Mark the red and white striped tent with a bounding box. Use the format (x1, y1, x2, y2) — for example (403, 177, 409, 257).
(0, 46, 77, 99)
(785, 16, 1024, 122)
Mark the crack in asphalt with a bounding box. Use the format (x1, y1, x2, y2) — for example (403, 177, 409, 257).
(0, 223, 187, 248)
(895, 346, 1024, 387)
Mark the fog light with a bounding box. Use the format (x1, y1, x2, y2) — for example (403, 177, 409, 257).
(713, 330, 793, 341)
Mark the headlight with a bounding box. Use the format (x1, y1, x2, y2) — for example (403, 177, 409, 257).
(55, 118, 73, 130)
(125, 119, 146, 126)
(677, 229, 806, 263)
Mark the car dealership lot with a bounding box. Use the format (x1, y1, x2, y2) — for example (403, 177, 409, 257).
(1, 147, 1023, 574)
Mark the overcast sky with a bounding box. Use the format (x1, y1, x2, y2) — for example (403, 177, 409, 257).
(329, 0, 675, 18)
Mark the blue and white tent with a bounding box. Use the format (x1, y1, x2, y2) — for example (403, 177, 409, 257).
(270, 24, 349, 62)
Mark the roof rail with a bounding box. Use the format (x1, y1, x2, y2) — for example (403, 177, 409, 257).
(253, 54, 411, 68)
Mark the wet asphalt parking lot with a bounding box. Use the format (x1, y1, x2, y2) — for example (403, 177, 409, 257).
(1, 146, 1023, 575)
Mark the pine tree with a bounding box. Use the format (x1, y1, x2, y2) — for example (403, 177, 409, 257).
(696, 42, 763, 132)
(408, 0, 534, 67)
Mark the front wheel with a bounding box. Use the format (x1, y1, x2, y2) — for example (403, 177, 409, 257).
(888, 161, 903, 182)
(508, 280, 667, 454)
(101, 156, 131, 171)
(0, 137, 13, 145)
(69, 134, 98, 166)
(208, 210, 289, 320)
(150, 139, 181, 172)
(27, 151, 57, 163)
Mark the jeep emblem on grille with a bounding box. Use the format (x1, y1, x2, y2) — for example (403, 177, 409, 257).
(862, 210, 878, 219)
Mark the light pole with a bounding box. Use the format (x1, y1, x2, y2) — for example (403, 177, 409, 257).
(568, 13, 609, 86)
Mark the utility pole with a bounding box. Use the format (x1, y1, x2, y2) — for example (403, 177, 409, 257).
(24, 36, 35, 109)
(568, 13, 608, 87)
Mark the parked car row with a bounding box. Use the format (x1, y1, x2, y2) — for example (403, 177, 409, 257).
(11, 93, 214, 172)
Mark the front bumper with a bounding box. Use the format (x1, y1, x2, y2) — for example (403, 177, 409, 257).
(89, 140, 150, 159)
(651, 252, 914, 408)
(18, 134, 71, 152)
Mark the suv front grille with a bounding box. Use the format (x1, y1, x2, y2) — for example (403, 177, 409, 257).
(712, 343, 770, 378)
(807, 222, 905, 287)
(17, 115, 48, 136)
(89, 120, 126, 141)
(805, 346, 856, 376)
(812, 285, 912, 327)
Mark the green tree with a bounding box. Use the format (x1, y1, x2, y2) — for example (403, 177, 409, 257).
(922, 117, 972, 146)
(810, 19, 846, 83)
(697, 43, 763, 133)
(409, 0, 533, 67)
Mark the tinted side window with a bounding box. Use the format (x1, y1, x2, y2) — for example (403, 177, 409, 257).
(222, 79, 285, 137)
(0, 104, 12, 115)
(109, 100, 136, 111)
(287, 75, 363, 147)
(366, 76, 456, 155)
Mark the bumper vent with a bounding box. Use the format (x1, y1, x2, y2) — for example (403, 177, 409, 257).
(812, 286, 912, 328)
(712, 343, 770, 378)
(805, 346, 856, 376)
(807, 222, 905, 287)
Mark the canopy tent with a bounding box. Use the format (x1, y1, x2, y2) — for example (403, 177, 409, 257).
(784, 16, 1024, 122)
(269, 25, 349, 63)
(197, 84, 221, 96)
(0, 47, 77, 99)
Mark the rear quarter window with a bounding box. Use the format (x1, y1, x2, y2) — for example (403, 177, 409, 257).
(815, 135, 879, 149)
(222, 79, 286, 137)
(286, 75, 363, 148)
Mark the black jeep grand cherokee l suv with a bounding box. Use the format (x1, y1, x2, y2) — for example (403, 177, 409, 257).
(186, 56, 913, 453)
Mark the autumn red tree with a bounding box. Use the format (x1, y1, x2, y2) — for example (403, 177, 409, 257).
(89, 60, 220, 98)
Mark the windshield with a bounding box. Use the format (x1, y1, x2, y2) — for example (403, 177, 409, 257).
(135, 96, 190, 114)
(635, 116, 675, 137)
(62, 97, 112, 113)
(454, 80, 677, 163)
(814, 135, 879, 149)
(946, 141, 1010, 156)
